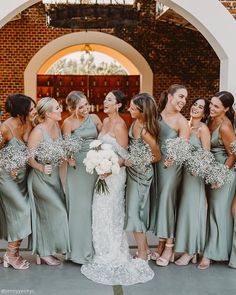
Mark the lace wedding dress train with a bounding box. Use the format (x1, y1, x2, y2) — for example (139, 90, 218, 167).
(81, 134, 154, 285)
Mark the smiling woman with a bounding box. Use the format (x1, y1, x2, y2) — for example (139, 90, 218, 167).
(151, 84, 190, 266)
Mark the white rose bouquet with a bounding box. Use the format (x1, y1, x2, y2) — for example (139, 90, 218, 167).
(83, 139, 120, 195)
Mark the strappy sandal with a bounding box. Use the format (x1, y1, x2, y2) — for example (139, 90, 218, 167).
(175, 253, 197, 266)
(3, 254, 30, 270)
(36, 255, 61, 266)
(156, 243, 175, 266)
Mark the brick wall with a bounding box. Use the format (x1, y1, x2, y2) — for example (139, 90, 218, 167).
(220, 0, 236, 16)
(0, 1, 220, 119)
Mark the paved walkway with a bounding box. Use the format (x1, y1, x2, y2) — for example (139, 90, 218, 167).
(0, 252, 235, 295)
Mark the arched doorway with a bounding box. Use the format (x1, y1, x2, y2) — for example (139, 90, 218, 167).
(24, 31, 153, 99)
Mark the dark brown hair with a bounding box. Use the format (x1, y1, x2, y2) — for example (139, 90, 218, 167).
(132, 93, 160, 142)
(158, 84, 187, 115)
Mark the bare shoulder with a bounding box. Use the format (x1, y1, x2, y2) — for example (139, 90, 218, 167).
(199, 122, 210, 135)
(220, 119, 234, 134)
(62, 116, 73, 127)
(90, 113, 102, 124)
(102, 117, 109, 125)
(114, 118, 127, 131)
(176, 114, 188, 128)
(0, 121, 10, 135)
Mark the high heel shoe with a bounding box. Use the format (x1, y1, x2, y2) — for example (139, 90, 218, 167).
(198, 257, 211, 270)
(156, 243, 175, 267)
(150, 251, 160, 261)
(175, 253, 197, 266)
(36, 255, 61, 266)
(134, 250, 151, 260)
(3, 254, 29, 270)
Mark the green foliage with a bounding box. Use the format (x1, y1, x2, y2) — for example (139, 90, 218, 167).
(47, 52, 127, 75)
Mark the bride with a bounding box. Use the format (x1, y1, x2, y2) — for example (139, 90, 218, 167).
(81, 90, 154, 285)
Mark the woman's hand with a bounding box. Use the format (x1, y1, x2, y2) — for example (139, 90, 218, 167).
(211, 182, 221, 190)
(99, 172, 112, 179)
(10, 169, 18, 179)
(124, 159, 132, 167)
(42, 164, 52, 175)
(68, 157, 76, 167)
(164, 158, 175, 168)
(191, 171, 198, 177)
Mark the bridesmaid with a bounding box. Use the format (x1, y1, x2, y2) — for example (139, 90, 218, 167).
(199, 91, 236, 269)
(62, 91, 102, 264)
(152, 84, 190, 266)
(0, 93, 36, 269)
(124, 93, 161, 260)
(27, 97, 70, 265)
(175, 98, 210, 265)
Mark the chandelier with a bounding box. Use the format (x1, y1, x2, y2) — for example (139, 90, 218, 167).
(43, 1, 141, 29)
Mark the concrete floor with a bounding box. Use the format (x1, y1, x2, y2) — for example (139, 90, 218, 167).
(0, 252, 236, 295)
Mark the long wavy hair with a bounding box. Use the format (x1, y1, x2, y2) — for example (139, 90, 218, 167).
(190, 97, 210, 123)
(214, 91, 234, 125)
(132, 93, 160, 142)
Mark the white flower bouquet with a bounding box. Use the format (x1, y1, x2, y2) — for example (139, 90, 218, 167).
(205, 161, 233, 188)
(185, 148, 215, 178)
(127, 139, 153, 173)
(83, 139, 120, 195)
(230, 140, 236, 155)
(0, 145, 30, 173)
(33, 139, 65, 175)
(164, 137, 193, 167)
(62, 135, 83, 169)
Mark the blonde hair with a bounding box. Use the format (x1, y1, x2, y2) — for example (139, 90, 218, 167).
(66, 91, 87, 113)
(34, 97, 55, 125)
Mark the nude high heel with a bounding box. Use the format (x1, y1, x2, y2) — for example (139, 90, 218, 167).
(175, 253, 197, 266)
(36, 255, 61, 266)
(156, 243, 175, 266)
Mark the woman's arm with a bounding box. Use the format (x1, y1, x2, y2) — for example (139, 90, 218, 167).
(142, 130, 161, 163)
(220, 121, 236, 168)
(0, 124, 8, 149)
(27, 127, 51, 174)
(199, 124, 211, 151)
(178, 116, 190, 140)
(91, 114, 103, 133)
(61, 119, 72, 137)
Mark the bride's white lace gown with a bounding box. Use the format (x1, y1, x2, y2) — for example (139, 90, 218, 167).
(81, 134, 154, 285)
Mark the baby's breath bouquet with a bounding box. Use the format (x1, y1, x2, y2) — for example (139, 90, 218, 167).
(164, 137, 193, 167)
(127, 139, 154, 173)
(62, 135, 83, 169)
(34, 139, 65, 175)
(205, 161, 234, 188)
(185, 148, 215, 178)
(0, 131, 3, 144)
(230, 140, 236, 154)
(83, 139, 120, 195)
(0, 145, 29, 173)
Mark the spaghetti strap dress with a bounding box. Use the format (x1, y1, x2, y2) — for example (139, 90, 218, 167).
(65, 115, 98, 264)
(27, 128, 70, 256)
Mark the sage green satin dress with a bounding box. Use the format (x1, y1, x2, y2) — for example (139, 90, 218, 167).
(153, 119, 182, 238)
(65, 115, 98, 264)
(28, 130, 70, 257)
(124, 124, 153, 232)
(229, 211, 236, 268)
(204, 126, 236, 261)
(0, 138, 31, 242)
(175, 134, 207, 254)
